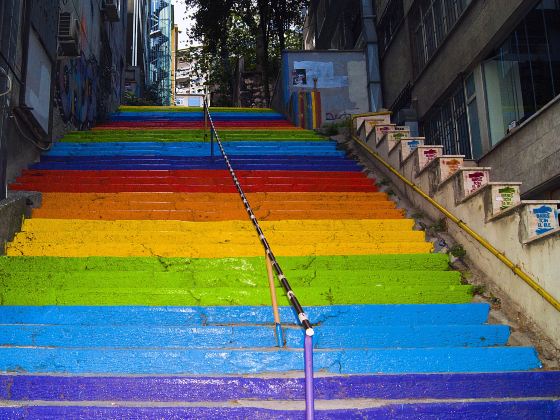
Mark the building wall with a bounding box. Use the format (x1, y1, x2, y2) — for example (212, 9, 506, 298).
(378, 17, 413, 108)
(411, 0, 530, 118)
(54, 0, 128, 134)
(273, 50, 369, 124)
(479, 96, 560, 198)
(1, 0, 128, 195)
(377, 0, 560, 197)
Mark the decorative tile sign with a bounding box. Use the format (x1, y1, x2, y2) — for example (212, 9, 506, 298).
(530, 205, 557, 236)
(401, 139, 424, 161)
(417, 147, 442, 171)
(463, 170, 489, 196)
(363, 115, 391, 136)
(492, 185, 521, 214)
(387, 130, 411, 151)
(375, 124, 396, 144)
(439, 158, 463, 181)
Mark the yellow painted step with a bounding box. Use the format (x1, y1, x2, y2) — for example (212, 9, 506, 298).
(19, 218, 416, 233)
(10, 230, 425, 245)
(6, 241, 433, 258)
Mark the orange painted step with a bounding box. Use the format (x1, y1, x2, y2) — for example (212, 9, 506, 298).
(34, 192, 405, 221)
(31, 208, 406, 221)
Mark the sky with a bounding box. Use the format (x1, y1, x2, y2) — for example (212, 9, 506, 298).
(173, 0, 194, 49)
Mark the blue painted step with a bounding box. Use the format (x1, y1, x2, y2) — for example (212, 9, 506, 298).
(1, 400, 558, 419)
(0, 324, 510, 349)
(0, 305, 492, 326)
(45, 142, 347, 157)
(0, 347, 541, 374)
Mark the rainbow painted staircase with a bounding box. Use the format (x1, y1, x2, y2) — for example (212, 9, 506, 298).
(1, 106, 559, 418)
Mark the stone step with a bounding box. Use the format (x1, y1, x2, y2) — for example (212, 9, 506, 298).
(0, 324, 509, 349)
(0, 254, 451, 272)
(0, 284, 472, 306)
(0, 347, 540, 374)
(2, 372, 558, 401)
(0, 304, 491, 326)
(2, 401, 557, 419)
(0, 269, 462, 289)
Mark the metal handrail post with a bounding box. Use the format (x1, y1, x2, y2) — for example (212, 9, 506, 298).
(304, 334, 315, 420)
(266, 252, 284, 347)
(204, 100, 208, 143)
(204, 100, 315, 418)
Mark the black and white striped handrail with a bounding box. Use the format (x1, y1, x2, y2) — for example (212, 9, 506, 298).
(204, 101, 314, 337)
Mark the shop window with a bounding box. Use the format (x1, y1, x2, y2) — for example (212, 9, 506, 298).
(483, 0, 560, 146)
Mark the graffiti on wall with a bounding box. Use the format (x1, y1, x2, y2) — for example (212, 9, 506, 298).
(56, 53, 98, 129)
(54, 0, 126, 129)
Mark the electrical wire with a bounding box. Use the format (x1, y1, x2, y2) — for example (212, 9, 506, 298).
(9, 113, 53, 152)
(0, 66, 12, 97)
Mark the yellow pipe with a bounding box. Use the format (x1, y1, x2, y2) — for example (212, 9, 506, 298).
(350, 131, 560, 313)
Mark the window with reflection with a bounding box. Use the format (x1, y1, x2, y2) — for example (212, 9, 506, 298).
(483, 0, 560, 146)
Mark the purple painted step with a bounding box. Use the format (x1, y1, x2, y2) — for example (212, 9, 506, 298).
(2, 372, 559, 402)
(1, 401, 559, 419)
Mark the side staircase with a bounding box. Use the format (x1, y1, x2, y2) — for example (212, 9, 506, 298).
(1, 106, 559, 418)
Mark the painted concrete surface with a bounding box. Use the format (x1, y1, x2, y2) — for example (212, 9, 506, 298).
(0, 304, 490, 326)
(0, 347, 541, 374)
(1, 106, 548, 415)
(2, 372, 559, 401)
(2, 401, 558, 420)
(1, 324, 509, 349)
(0, 254, 451, 272)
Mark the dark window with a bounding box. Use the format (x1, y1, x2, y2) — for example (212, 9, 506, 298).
(0, 0, 23, 73)
(378, 0, 404, 52)
(411, 0, 472, 74)
(483, 0, 560, 146)
(423, 80, 472, 158)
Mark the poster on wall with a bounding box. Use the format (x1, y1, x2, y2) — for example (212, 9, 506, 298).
(292, 69, 307, 86)
(292, 61, 348, 89)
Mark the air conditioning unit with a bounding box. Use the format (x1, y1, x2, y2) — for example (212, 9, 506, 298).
(102, 0, 120, 22)
(57, 12, 80, 57)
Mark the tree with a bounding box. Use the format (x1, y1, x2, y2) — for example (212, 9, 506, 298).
(183, 0, 307, 106)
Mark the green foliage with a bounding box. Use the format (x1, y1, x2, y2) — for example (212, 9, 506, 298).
(449, 244, 467, 259)
(471, 285, 486, 296)
(431, 218, 448, 233)
(122, 84, 164, 106)
(183, 0, 308, 105)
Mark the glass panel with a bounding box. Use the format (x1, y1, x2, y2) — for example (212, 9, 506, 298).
(465, 73, 476, 98)
(483, 0, 560, 146)
(542, 1, 560, 96)
(468, 100, 482, 158)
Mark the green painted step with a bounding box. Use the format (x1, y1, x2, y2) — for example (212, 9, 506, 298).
(0, 255, 451, 272)
(0, 270, 462, 289)
(0, 285, 472, 306)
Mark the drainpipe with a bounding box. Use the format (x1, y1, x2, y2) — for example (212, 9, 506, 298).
(0, 66, 11, 201)
(359, 0, 382, 112)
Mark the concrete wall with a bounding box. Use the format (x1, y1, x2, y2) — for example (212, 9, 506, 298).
(53, 0, 128, 135)
(378, 18, 413, 108)
(273, 50, 369, 124)
(351, 119, 560, 347)
(479, 96, 560, 198)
